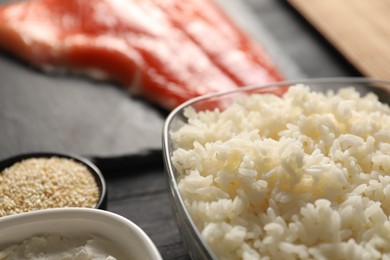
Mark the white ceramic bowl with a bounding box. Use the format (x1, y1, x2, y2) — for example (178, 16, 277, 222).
(0, 208, 162, 260)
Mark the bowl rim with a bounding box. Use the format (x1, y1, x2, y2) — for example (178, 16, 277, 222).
(0, 152, 107, 210)
(162, 76, 390, 258)
(0, 207, 162, 259)
(168, 77, 390, 120)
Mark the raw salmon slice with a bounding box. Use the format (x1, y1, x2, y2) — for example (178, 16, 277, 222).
(152, 0, 284, 86)
(0, 0, 284, 109)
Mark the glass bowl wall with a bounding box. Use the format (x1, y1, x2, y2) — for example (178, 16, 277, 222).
(162, 78, 390, 259)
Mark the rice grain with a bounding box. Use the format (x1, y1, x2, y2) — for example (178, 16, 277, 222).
(171, 85, 390, 259)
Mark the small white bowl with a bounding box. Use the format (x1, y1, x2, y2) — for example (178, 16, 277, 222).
(0, 208, 162, 260)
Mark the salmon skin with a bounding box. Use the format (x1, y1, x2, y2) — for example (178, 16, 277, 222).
(0, 0, 284, 110)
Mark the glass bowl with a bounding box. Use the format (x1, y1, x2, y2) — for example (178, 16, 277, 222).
(162, 78, 390, 259)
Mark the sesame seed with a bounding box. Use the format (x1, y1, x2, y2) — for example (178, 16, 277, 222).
(0, 157, 100, 217)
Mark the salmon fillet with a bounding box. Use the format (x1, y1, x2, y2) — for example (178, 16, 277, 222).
(0, 0, 284, 109)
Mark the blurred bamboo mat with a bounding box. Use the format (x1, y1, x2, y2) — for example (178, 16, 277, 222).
(288, 0, 390, 81)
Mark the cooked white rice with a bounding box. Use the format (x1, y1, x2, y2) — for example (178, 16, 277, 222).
(170, 85, 390, 259)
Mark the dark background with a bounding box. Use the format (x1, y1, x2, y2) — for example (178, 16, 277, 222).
(0, 1, 359, 258)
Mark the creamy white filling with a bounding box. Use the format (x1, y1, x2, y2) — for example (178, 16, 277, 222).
(0, 234, 129, 260)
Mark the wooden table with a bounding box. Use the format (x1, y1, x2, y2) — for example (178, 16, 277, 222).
(0, 0, 359, 259)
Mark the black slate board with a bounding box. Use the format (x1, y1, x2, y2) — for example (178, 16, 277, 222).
(0, 53, 166, 158)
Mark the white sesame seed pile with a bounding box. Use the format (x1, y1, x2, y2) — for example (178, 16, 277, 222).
(0, 157, 100, 217)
